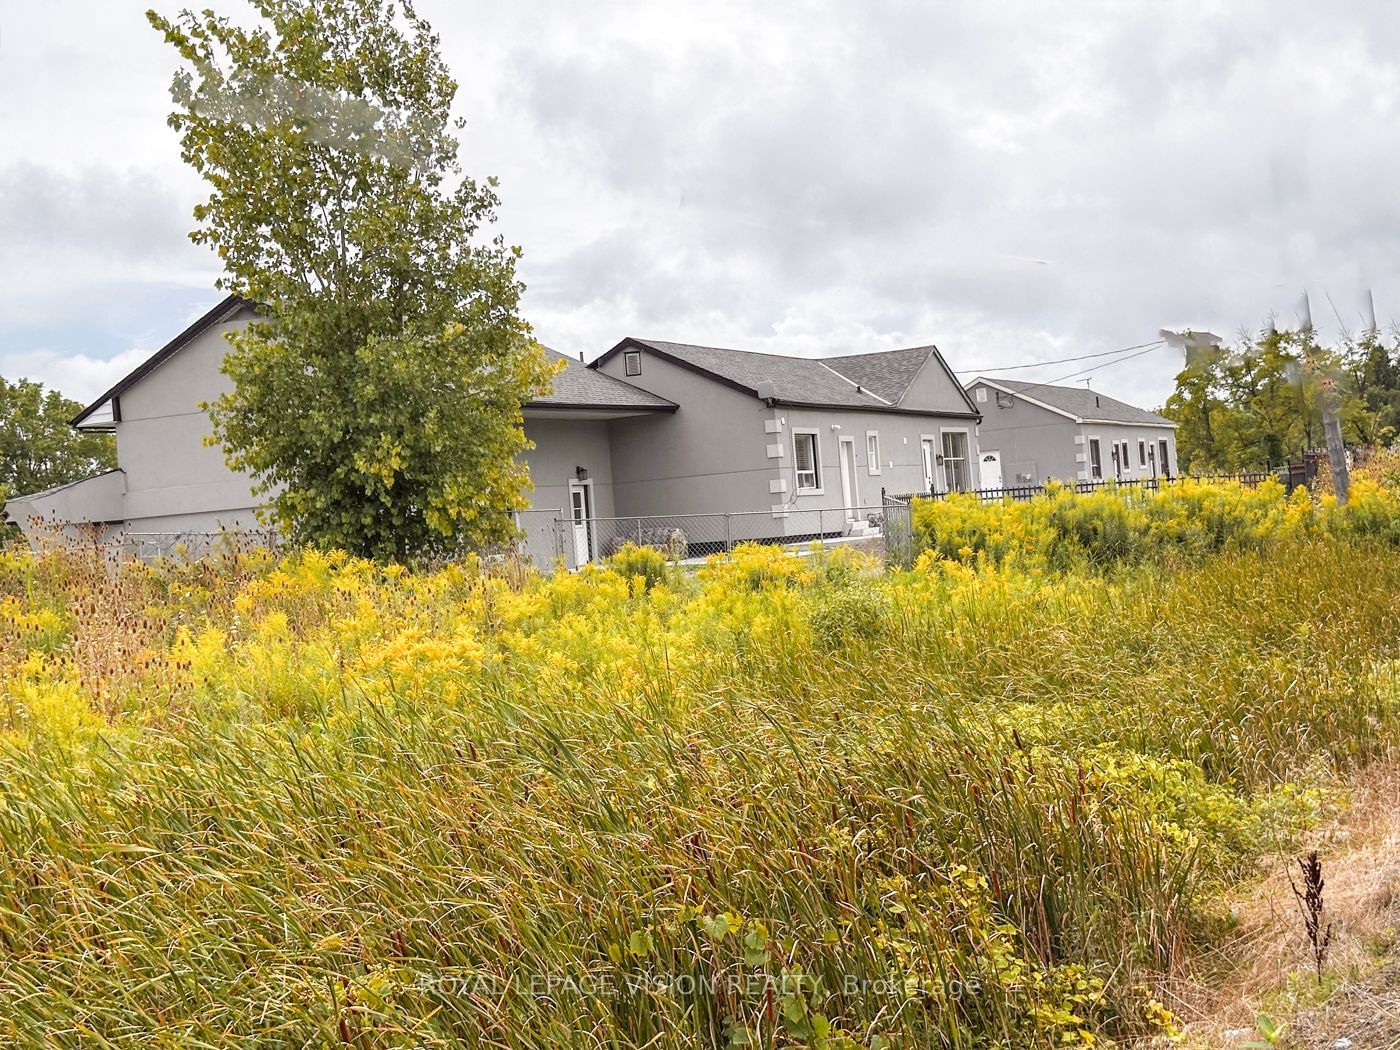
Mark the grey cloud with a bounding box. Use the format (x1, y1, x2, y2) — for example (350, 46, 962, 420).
(0, 162, 192, 254)
(8, 0, 1400, 411)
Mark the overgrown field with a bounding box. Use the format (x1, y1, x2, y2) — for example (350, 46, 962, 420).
(1, 486, 1399, 1046)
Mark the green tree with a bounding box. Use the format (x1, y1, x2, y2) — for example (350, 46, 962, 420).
(1162, 326, 1379, 472)
(0, 377, 116, 503)
(149, 0, 558, 561)
(1345, 331, 1400, 446)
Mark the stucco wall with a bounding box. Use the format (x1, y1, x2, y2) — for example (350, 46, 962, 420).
(899, 353, 977, 414)
(6, 470, 127, 547)
(595, 351, 775, 516)
(969, 388, 1080, 484)
(1074, 424, 1179, 482)
(969, 383, 1178, 485)
(776, 406, 981, 505)
(520, 417, 617, 519)
(115, 307, 268, 524)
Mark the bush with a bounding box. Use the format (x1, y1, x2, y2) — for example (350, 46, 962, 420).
(606, 541, 670, 590)
(809, 578, 892, 646)
(911, 477, 1400, 572)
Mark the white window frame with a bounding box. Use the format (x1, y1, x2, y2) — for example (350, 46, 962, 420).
(1138, 439, 1147, 467)
(623, 350, 642, 376)
(865, 430, 881, 475)
(976, 386, 988, 403)
(1118, 440, 1132, 477)
(939, 427, 972, 493)
(792, 428, 823, 494)
(1087, 436, 1103, 481)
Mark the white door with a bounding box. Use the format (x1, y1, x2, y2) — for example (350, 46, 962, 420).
(921, 438, 937, 493)
(980, 450, 1003, 490)
(568, 482, 592, 566)
(838, 437, 859, 520)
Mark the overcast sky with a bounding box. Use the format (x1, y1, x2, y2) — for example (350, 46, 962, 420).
(3, 1, 1398, 411)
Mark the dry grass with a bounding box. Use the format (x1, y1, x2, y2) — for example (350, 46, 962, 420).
(1172, 766, 1400, 1048)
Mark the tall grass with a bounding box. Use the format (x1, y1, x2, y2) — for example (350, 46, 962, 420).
(0, 533, 1395, 1047)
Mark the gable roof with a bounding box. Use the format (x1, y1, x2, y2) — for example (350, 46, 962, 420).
(70, 298, 674, 428)
(969, 377, 1176, 427)
(530, 350, 676, 411)
(821, 346, 936, 404)
(71, 294, 255, 429)
(595, 338, 980, 417)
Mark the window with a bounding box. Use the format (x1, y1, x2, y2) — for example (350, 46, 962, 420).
(1138, 440, 1147, 467)
(865, 431, 881, 475)
(976, 386, 988, 403)
(1088, 438, 1103, 480)
(793, 430, 821, 491)
(941, 430, 970, 492)
(624, 350, 642, 376)
(1118, 440, 1132, 477)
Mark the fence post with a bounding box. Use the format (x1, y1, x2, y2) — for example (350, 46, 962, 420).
(724, 513, 732, 554)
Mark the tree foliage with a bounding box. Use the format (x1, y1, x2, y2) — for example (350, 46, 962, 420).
(0, 377, 115, 503)
(1163, 326, 1400, 472)
(149, 0, 558, 561)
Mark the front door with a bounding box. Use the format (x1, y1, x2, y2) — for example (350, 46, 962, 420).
(921, 438, 937, 493)
(980, 450, 1003, 490)
(568, 481, 592, 566)
(838, 437, 859, 520)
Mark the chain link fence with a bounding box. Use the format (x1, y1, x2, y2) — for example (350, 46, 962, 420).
(547, 504, 897, 571)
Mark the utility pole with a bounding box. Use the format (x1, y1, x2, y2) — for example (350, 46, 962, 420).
(1297, 293, 1350, 506)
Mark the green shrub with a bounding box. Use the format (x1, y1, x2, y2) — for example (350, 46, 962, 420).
(606, 540, 670, 590)
(809, 578, 892, 646)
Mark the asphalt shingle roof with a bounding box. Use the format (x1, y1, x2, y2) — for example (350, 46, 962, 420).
(631, 340, 888, 407)
(977, 377, 1174, 426)
(822, 346, 937, 404)
(531, 350, 676, 410)
(623, 339, 974, 413)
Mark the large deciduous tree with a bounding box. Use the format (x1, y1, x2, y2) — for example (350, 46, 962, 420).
(149, 0, 558, 561)
(0, 378, 116, 503)
(1163, 325, 1400, 472)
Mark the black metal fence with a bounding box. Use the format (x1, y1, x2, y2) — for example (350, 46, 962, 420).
(887, 472, 1276, 504)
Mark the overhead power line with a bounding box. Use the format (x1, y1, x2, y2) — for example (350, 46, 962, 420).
(995, 342, 1167, 400)
(954, 339, 1165, 374)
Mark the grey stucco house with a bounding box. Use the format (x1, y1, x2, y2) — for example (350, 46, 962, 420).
(5, 297, 982, 565)
(965, 377, 1177, 488)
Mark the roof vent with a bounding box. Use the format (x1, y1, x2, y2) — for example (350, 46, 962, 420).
(1095, 395, 1100, 407)
(755, 380, 778, 402)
